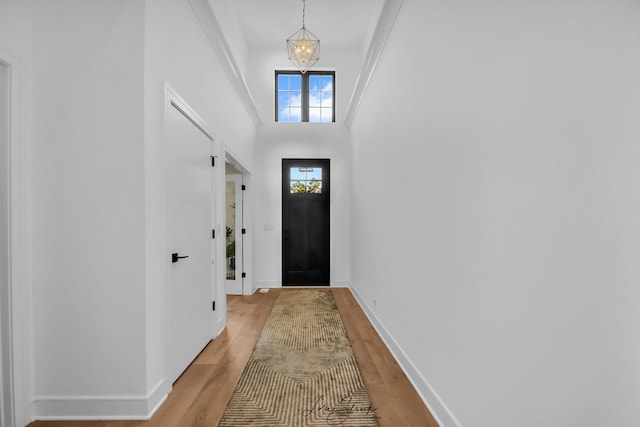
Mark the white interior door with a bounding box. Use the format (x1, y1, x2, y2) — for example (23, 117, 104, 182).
(166, 101, 214, 384)
(225, 173, 243, 295)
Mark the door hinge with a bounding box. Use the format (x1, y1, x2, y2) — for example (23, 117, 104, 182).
(241, 228, 246, 235)
(211, 156, 216, 167)
(212, 229, 215, 239)
(241, 184, 246, 191)
(242, 272, 246, 278)
(212, 300, 216, 311)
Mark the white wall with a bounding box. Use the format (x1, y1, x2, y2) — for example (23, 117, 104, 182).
(247, 49, 358, 288)
(350, 1, 640, 426)
(207, 0, 249, 74)
(30, 0, 148, 417)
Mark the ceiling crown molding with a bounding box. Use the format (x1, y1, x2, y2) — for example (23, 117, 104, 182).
(187, 0, 262, 126)
(344, 0, 403, 128)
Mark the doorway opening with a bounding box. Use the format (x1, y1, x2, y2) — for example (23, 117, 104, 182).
(225, 161, 243, 295)
(282, 158, 330, 286)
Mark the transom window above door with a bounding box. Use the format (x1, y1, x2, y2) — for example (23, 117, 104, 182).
(276, 70, 335, 123)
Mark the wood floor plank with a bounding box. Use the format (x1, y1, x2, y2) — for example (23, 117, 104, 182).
(28, 288, 439, 427)
(191, 330, 231, 366)
(332, 289, 384, 385)
(175, 363, 238, 427)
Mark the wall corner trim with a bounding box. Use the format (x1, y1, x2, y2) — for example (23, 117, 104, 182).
(344, 0, 404, 128)
(1, 49, 35, 427)
(349, 285, 463, 427)
(187, 0, 262, 126)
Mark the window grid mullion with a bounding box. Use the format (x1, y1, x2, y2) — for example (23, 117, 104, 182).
(302, 73, 309, 122)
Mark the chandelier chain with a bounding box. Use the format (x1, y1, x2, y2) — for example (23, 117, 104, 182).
(302, 0, 306, 28)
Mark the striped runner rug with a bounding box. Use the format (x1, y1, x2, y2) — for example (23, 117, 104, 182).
(219, 289, 379, 426)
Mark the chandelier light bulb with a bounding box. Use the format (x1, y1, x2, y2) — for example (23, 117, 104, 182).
(294, 38, 315, 63)
(286, 0, 320, 73)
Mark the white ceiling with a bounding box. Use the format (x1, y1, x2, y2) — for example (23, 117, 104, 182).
(222, 0, 386, 52)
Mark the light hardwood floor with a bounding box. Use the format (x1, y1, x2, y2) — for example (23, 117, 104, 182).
(28, 288, 438, 427)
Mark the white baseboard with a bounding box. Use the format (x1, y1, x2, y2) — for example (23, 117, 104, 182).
(331, 280, 352, 288)
(349, 286, 462, 427)
(33, 379, 170, 421)
(146, 380, 170, 417)
(217, 314, 226, 328)
(255, 280, 279, 288)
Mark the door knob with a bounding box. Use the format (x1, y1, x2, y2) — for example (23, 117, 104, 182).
(172, 253, 189, 263)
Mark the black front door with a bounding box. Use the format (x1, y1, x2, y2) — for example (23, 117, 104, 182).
(282, 159, 330, 285)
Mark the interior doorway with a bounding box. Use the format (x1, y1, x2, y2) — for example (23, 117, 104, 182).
(282, 158, 330, 286)
(225, 162, 243, 295)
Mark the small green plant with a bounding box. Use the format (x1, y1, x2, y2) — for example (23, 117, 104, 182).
(226, 240, 235, 258)
(226, 226, 235, 259)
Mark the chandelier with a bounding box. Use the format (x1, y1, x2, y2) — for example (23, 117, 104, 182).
(286, 0, 320, 74)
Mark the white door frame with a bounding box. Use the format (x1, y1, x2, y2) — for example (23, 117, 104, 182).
(1, 52, 32, 426)
(224, 149, 252, 296)
(0, 53, 12, 427)
(224, 172, 243, 295)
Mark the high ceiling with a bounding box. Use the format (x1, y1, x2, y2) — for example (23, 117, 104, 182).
(221, 0, 386, 52)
